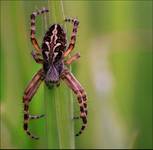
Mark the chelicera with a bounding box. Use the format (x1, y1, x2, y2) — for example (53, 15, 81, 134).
(23, 7, 88, 140)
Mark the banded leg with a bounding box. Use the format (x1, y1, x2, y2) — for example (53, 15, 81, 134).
(30, 8, 49, 62)
(31, 50, 43, 64)
(29, 114, 45, 120)
(65, 52, 80, 65)
(61, 69, 88, 136)
(23, 68, 44, 140)
(64, 18, 79, 57)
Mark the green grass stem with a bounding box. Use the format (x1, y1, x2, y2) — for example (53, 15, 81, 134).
(44, 1, 75, 149)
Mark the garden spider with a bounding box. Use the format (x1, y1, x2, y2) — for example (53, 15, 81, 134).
(23, 7, 88, 140)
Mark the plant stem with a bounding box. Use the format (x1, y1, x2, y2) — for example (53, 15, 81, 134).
(44, 1, 75, 149)
(44, 86, 60, 148)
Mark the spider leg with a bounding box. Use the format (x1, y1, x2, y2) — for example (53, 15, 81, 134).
(29, 114, 45, 120)
(30, 8, 49, 59)
(23, 68, 44, 140)
(31, 50, 43, 64)
(61, 69, 88, 136)
(65, 52, 80, 65)
(64, 18, 79, 57)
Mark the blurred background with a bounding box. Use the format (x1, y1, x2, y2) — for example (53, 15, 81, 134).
(0, 0, 152, 149)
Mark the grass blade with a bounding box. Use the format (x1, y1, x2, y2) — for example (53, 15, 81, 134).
(44, 1, 75, 149)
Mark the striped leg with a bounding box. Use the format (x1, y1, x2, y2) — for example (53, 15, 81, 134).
(65, 52, 80, 65)
(64, 18, 79, 57)
(23, 68, 44, 140)
(61, 69, 88, 136)
(31, 50, 43, 64)
(30, 8, 49, 63)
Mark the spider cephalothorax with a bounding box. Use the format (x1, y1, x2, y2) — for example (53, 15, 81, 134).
(23, 7, 87, 139)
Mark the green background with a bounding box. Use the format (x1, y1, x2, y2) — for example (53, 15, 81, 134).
(0, 0, 152, 149)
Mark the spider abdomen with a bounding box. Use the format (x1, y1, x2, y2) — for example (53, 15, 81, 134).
(42, 24, 67, 62)
(41, 24, 66, 86)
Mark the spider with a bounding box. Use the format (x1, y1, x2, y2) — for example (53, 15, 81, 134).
(23, 7, 88, 140)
